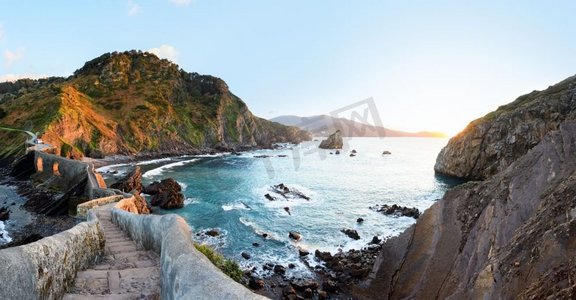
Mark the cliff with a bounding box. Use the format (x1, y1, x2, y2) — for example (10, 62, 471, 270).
(360, 75, 576, 299)
(0, 51, 310, 159)
(434, 75, 576, 180)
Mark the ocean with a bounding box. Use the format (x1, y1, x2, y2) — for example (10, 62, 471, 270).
(99, 137, 456, 278)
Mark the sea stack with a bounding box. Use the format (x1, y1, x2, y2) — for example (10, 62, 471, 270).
(319, 130, 343, 149)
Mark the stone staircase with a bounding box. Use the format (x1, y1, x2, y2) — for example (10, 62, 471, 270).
(63, 210, 161, 300)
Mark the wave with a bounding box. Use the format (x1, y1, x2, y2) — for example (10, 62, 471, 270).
(222, 202, 251, 211)
(96, 163, 130, 173)
(142, 159, 199, 178)
(0, 221, 11, 244)
(184, 197, 195, 206)
(136, 157, 175, 166)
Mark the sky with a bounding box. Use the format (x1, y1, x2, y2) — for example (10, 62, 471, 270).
(1, 1, 576, 136)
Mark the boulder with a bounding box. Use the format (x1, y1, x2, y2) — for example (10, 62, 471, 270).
(146, 178, 184, 209)
(335, 150, 340, 155)
(351, 149, 357, 154)
(241, 252, 251, 260)
(110, 166, 143, 193)
(314, 250, 333, 262)
(0, 207, 10, 221)
(357, 217, 365, 223)
(274, 264, 286, 275)
(264, 193, 275, 201)
(319, 130, 343, 149)
(289, 231, 302, 241)
(382, 150, 392, 155)
(248, 278, 265, 290)
(299, 248, 310, 256)
(341, 228, 360, 240)
(133, 193, 152, 214)
(369, 235, 381, 244)
(284, 207, 291, 215)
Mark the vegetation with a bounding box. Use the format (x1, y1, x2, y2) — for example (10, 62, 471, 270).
(0, 50, 311, 159)
(194, 243, 243, 282)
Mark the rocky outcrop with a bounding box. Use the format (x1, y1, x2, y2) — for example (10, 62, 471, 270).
(434, 75, 576, 180)
(360, 124, 576, 298)
(319, 130, 343, 149)
(144, 178, 184, 209)
(370, 204, 420, 219)
(110, 166, 143, 193)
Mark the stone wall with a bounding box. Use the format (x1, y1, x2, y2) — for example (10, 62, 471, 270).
(77, 195, 124, 217)
(111, 207, 268, 300)
(0, 211, 104, 299)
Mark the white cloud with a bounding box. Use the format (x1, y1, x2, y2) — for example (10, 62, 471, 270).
(0, 73, 47, 83)
(169, 0, 192, 6)
(148, 45, 179, 63)
(3, 48, 24, 69)
(127, 0, 142, 16)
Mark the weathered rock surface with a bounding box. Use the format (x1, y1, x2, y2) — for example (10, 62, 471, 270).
(370, 204, 420, 219)
(144, 178, 184, 209)
(360, 122, 576, 299)
(319, 130, 343, 149)
(110, 166, 143, 193)
(435, 75, 576, 180)
(341, 228, 360, 240)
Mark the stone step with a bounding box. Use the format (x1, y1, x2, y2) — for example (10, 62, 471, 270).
(107, 244, 139, 254)
(113, 251, 150, 260)
(92, 259, 158, 270)
(62, 292, 156, 300)
(106, 240, 137, 248)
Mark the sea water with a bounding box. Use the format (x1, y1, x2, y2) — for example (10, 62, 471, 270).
(101, 137, 455, 277)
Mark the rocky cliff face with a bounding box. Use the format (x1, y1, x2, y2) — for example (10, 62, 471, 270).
(0, 51, 310, 158)
(435, 75, 576, 180)
(360, 75, 576, 299)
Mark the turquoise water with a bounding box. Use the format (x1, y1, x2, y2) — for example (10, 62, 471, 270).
(100, 137, 453, 277)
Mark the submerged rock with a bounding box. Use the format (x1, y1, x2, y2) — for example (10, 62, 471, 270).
(319, 130, 343, 149)
(205, 229, 220, 237)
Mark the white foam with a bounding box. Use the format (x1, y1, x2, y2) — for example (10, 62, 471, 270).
(96, 163, 130, 173)
(136, 157, 174, 166)
(184, 197, 196, 206)
(142, 159, 199, 178)
(0, 221, 11, 244)
(222, 202, 250, 211)
(177, 181, 188, 191)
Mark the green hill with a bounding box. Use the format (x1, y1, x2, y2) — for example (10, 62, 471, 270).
(0, 50, 310, 158)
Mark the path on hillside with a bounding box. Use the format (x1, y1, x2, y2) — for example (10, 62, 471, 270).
(64, 209, 161, 300)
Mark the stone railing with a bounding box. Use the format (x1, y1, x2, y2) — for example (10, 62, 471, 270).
(0, 210, 104, 299)
(76, 195, 124, 217)
(110, 207, 268, 300)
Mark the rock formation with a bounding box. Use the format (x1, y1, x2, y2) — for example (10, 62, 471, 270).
(434, 75, 576, 180)
(110, 166, 143, 193)
(144, 178, 184, 209)
(360, 75, 576, 299)
(319, 130, 343, 149)
(370, 204, 420, 219)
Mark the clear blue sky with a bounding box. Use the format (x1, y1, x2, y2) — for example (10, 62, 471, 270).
(1, 1, 576, 135)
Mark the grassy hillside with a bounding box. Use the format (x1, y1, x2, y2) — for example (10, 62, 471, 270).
(0, 51, 310, 158)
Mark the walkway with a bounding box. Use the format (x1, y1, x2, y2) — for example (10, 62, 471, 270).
(63, 210, 161, 300)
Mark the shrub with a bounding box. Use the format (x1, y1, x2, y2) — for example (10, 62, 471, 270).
(194, 243, 243, 282)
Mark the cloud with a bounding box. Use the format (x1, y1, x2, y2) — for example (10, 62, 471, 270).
(0, 24, 4, 41)
(3, 48, 24, 69)
(148, 45, 179, 63)
(127, 0, 142, 16)
(169, 0, 192, 6)
(0, 73, 47, 83)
